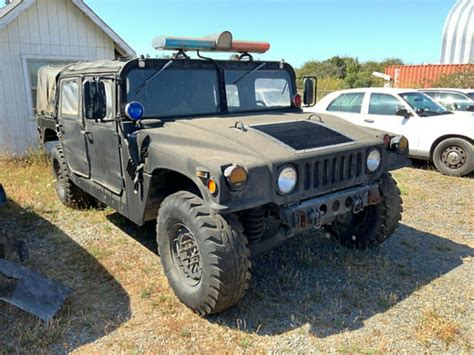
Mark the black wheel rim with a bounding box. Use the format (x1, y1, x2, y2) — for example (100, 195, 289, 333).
(441, 145, 467, 170)
(171, 223, 202, 286)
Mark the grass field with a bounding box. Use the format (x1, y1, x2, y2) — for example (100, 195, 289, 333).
(0, 155, 472, 353)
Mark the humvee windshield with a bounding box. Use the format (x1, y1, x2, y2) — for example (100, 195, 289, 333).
(125, 63, 294, 119)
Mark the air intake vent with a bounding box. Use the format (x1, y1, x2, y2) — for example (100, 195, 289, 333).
(252, 120, 353, 151)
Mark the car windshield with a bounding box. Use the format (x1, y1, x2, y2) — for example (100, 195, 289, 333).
(224, 69, 293, 112)
(466, 92, 474, 100)
(400, 92, 449, 117)
(126, 67, 221, 118)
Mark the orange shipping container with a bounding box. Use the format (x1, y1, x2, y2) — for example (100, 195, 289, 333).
(385, 64, 473, 88)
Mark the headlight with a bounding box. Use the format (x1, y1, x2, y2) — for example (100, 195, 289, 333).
(390, 136, 409, 154)
(277, 166, 297, 194)
(367, 149, 381, 172)
(224, 164, 248, 191)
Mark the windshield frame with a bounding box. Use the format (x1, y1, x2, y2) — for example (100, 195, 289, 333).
(120, 58, 298, 120)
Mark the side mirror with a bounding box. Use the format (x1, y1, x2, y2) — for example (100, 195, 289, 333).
(84, 80, 107, 120)
(302, 77, 317, 107)
(395, 107, 412, 119)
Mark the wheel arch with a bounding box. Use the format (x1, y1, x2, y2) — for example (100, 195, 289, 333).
(429, 134, 474, 160)
(142, 168, 206, 222)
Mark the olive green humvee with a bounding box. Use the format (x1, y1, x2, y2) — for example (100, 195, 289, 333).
(37, 35, 409, 315)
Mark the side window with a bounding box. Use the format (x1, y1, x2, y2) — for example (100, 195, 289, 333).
(102, 80, 114, 120)
(60, 80, 79, 117)
(327, 93, 364, 113)
(439, 92, 466, 101)
(368, 93, 401, 115)
(83, 79, 114, 120)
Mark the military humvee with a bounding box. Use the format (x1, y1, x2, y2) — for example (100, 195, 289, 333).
(37, 32, 409, 315)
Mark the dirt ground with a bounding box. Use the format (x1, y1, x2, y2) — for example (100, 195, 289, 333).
(0, 156, 472, 353)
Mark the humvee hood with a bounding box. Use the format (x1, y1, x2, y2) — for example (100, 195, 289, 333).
(141, 112, 382, 170)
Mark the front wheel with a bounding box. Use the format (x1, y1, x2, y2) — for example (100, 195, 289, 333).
(326, 173, 402, 249)
(432, 138, 473, 177)
(156, 191, 251, 315)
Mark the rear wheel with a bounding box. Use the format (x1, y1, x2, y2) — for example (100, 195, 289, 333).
(51, 144, 97, 209)
(433, 138, 473, 177)
(326, 173, 402, 249)
(156, 191, 251, 315)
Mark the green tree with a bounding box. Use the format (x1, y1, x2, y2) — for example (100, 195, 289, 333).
(297, 56, 403, 90)
(432, 69, 474, 88)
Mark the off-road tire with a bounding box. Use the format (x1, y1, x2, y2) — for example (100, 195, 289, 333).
(326, 173, 402, 249)
(432, 138, 473, 177)
(51, 144, 97, 209)
(156, 191, 251, 315)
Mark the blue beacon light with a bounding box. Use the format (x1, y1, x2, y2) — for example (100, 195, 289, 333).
(125, 101, 145, 121)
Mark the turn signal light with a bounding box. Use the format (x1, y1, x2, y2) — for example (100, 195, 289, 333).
(207, 179, 218, 195)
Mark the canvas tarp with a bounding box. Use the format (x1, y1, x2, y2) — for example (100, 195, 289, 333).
(36, 65, 69, 117)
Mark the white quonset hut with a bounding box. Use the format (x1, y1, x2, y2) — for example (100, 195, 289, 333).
(0, 0, 135, 155)
(440, 0, 474, 64)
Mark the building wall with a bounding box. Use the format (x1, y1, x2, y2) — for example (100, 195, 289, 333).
(440, 0, 474, 64)
(0, 0, 116, 155)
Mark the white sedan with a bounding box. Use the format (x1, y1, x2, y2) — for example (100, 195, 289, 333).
(307, 88, 474, 176)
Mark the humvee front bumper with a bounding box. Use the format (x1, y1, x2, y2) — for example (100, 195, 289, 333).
(250, 184, 381, 258)
(279, 184, 381, 235)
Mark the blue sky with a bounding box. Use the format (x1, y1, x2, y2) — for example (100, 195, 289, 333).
(85, 0, 456, 68)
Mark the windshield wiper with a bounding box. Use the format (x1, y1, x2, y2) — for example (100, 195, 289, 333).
(232, 63, 266, 85)
(135, 60, 174, 95)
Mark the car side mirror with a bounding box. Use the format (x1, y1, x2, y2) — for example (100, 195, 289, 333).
(302, 77, 317, 107)
(84, 80, 107, 120)
(395, 107, 412, 119)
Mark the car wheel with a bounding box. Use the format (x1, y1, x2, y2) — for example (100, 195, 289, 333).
(433, 138, 473, 177)
(326, 173, 402, 249)
(51, 144, 98, 209)
(156, 191, 251, 315)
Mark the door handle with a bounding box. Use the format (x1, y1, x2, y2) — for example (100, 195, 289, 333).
(364, 119, 374, 123)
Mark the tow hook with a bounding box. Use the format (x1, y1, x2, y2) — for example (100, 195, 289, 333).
(309, 208, 322, 229)
(352, 196, 364, 214)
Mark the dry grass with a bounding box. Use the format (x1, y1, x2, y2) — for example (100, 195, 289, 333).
(415, 309, 460, 347)
(0, 154, 473, 353)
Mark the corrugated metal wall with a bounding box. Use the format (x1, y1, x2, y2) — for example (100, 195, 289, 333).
(0, 0, 116, 155)
(385, 64, 474, 88)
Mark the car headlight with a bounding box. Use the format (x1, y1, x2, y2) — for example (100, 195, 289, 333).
(277, 166, 297, 194)
(367, 149, 381, 172)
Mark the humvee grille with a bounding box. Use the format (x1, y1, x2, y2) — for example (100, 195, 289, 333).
(302, 150, 366, 191)
(252, 120, 353, 151)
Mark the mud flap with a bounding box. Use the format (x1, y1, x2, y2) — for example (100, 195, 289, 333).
(0, 185, 6, 207)
(0, 259, 71, 321)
